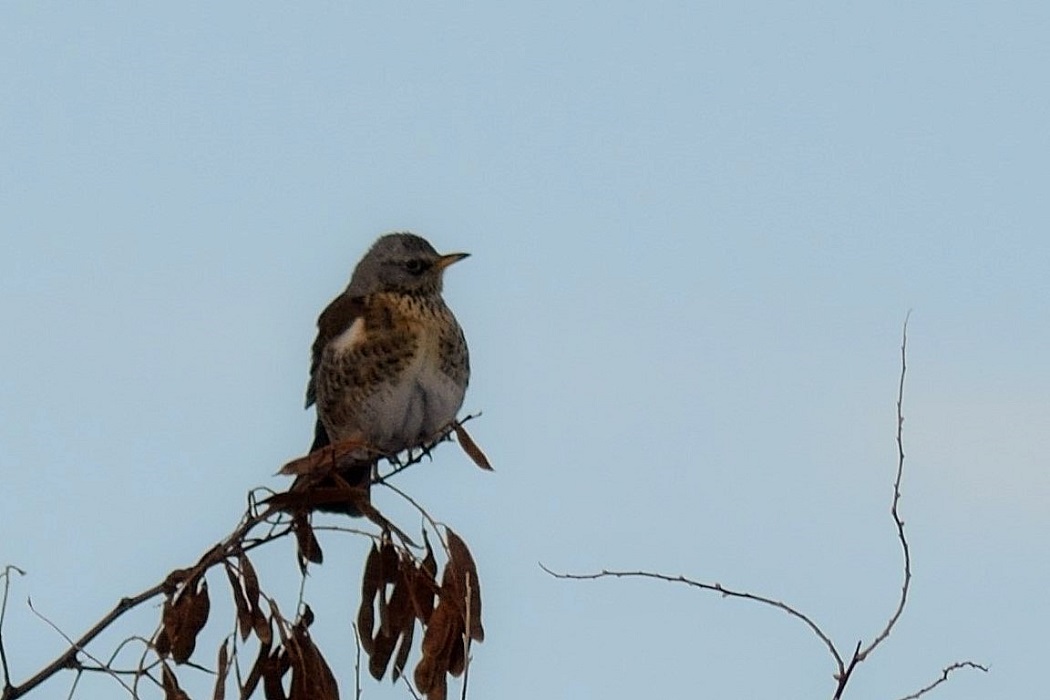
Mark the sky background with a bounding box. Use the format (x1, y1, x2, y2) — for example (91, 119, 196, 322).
(2, 2, 1048, 698)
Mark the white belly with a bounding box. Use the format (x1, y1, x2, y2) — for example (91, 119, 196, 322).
(363, 355, 465, 455)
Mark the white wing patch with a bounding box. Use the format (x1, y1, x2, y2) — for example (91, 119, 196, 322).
(331, 316, 366, 354)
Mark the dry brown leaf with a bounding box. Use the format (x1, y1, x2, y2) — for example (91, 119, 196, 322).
(160, 577, 211, 664)
(262, 649, 289, 700)
(427, 673, 448, 700)
(278, 438, 369, 476)
(447, 629, 466, 678)
(154, 606, 172, 657)
(223, 562, 253, 642)
(253, 608, 273, 646)
(413, 601, 460, 694)
(267, 599, 291, 646)
(239, 554, 261, 611)
(367, 627, 397, 681)
(212, 639, 229, 700)
(376, 539, 399, 638)
(391, 613, 415, 683)
(408, 535, 439, 624)
(445, 528, 484, 642)
(291, 513, 324, 567)
(161, 663, 190, 700)
(454, 424, 493, 471)
(408, 564, 437, 625)
(357, 543, 381, 655)
(290, 625, 340, 700)
(172, 579, 211, 663)
(240, 629, 273, 700)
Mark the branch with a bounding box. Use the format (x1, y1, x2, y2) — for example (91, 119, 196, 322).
(1, 418, 489, 699)
(0, 566, 26, 694)
(0, 502, 286, 700)
(544, 317, 985, 699)
(539, 565, 844, 673)
(896, 662, 988, 700)
(859, 312, 912, 662)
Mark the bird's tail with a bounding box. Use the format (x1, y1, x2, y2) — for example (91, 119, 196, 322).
(286, 420, 373, 516)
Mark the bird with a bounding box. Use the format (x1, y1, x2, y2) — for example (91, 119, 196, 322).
(297, 232, 471, 515)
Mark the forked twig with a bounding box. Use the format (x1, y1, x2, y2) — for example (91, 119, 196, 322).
(860, 311, 912, 662)
(543, 318, 986, 699)
(896, 662, 989, 700)
(0, 567, 26, 693)
(539, 565, 844, 671)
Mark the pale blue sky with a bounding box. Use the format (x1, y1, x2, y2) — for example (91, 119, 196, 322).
(2, 2, 1048, 698)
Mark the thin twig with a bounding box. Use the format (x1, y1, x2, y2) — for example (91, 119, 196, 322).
(25, 598, 135, 696)
(0, 566, 26, 692)
(375, 414, 481, 484)
(380, 482, 451, 561)
(1, 503, 283, 700)
(460, 577, 472, 700)
(895, 661, 989, 700)
(832, 641, 863, 700)
(351, 623, 362, 700)
(540, 565, 845, 673)
(860, 312, 912, 662)
(399, 673, 423, 700)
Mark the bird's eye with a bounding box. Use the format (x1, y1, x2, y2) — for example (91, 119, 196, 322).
(404, 259, 428, 275)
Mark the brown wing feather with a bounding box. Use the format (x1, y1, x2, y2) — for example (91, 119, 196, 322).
(305, 293, 366, 408)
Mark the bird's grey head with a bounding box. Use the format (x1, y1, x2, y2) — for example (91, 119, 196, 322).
(347, 232, 469, 296)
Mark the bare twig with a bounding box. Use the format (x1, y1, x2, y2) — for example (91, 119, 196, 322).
(351, 623, 362, 700)
(399, 673, 423, 700)
(25, 598, 136, 697)
(832, 641, 862, 700)
(860, 312, 912, 662)
(461, 577, 473, 700)
(2, 422, 483, 700)
(375, 414, 482, 484)
(544, 318, 984, 699)
(0, 503, 284, 700)
(539, 565, 845, 674)
(0, 566, 26, 692)
(895, 662, 989, 700)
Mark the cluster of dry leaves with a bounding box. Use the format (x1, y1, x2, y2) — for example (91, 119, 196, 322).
(148, 423, 491, 700)
(357, 529, 483, 700)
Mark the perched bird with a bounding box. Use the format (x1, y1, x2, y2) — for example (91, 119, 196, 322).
(299, 233, 471, 514)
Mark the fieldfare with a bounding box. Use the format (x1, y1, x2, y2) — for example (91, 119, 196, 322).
(298, 232, 471, 515)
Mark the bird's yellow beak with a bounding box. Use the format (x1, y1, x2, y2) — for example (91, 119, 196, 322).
(434, 252, 470, 271)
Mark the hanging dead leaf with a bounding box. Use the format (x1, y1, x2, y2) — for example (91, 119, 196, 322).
(391, 608, 415, 682)
(413, 601, 461, 695)
(292, 513, 323, 567)
(367, 625, 397, 681)
(159, 576, 212, 664)
(154, 605, 172, 656)
(253, 606, 273, 646)
(239, 554, 261, 611)
(213, 638, 230, 700)
(174, 579, 211, 663)
(161, 663, 190, 700)
(453, 424, 493, 471)
(376, 539, 399, 636)
(278, 438, 370, 476)
(224, 561, 253, 642)
(445, 528, 484, 642)
(240, 629, 273, 700)
(357, 543, 382, 655)
(407, 534, 439, 624)
(447, 626, 466, 678)
(427, 673, 448, 700)
(289, 623, 340, 700)
(262, 648, 290, 700)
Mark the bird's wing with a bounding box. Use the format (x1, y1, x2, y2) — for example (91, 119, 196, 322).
(305, 293, 366, 408)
